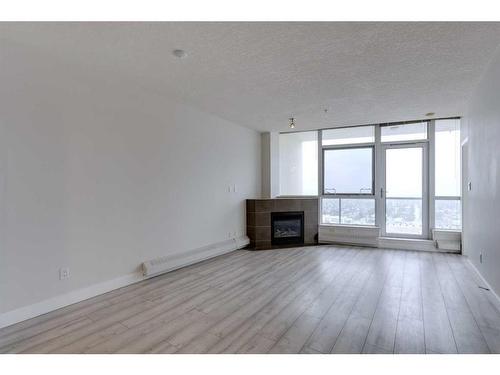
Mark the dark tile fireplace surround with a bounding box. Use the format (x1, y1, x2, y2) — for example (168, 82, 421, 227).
(246, 198, 319, 250)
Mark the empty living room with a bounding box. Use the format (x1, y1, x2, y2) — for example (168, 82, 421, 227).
(2, 1, 500, 373)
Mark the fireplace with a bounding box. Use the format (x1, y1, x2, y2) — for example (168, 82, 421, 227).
(271, 211, 304, 245)
(246, 198, 318, 250)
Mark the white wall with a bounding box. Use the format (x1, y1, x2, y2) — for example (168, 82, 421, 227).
(462, 46, 500, 295)
(0, 42, 261, 317)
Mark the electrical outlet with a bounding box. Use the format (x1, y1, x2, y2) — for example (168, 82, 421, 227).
(480, 253, 483, 264)
(59, 267, 70, 280)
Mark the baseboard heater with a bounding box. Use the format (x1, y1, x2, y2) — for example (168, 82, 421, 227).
(319, 225, 380, 247)
(432, 229, 461, 252)
(142, 235, 250, 278)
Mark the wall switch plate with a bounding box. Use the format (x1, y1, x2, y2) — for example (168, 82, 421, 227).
(59, 267, 70, 280)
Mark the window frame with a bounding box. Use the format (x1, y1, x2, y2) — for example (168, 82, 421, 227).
(321, 144, 376, 197)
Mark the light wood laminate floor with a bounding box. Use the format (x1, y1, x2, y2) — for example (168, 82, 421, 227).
(1, 246, 500, 354)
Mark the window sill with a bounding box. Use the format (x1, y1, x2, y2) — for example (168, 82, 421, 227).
(432, 228, 462, 233)
(320, 224, 379, 230)
(251, 196, 319, 200)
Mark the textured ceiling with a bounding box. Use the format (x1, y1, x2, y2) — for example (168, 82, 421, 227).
(1, 22, 500, 132)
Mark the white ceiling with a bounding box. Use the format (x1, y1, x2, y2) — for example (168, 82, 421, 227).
(1, 22, 500, 132)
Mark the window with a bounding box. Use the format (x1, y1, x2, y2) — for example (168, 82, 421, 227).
(321, 126, 375, 227)
(435, 119, 461, 230)
(321, 198, 339, 224)
(340, 199, 375, 225)
(381, 122, 427, 142)
(322, 126, 375, 146)
(321, 198, 375, 226)
(279, 131, 318, 195)
(386, 199, 423, 235)
(435, 199, 461, 230)
(323, 147, 373, 194)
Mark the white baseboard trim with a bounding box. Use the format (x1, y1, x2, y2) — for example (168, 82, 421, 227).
(0, 235, 249, 329)
(0, 272, 143, 330)
(465, 258, 500, 310)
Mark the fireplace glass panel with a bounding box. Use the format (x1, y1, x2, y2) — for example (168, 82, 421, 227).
(271, 211, 304, 245)
(273, 219, 302, 238)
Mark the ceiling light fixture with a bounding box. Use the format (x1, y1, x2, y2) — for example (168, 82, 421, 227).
(172, 49, 188, 58)
(289, 118, 296, 129)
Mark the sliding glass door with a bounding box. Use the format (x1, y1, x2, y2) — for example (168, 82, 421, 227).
(381, 143, 428, 238)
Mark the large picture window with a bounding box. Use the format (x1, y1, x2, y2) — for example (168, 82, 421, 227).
(323, 147, 374, 195)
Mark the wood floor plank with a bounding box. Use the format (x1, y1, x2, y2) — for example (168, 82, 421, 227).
(268, 314, 321, 354)
(362, 251, 406, 353)
(303, 249, 382, 353)
(445, 255, 500, 331)
(204, 248, 352, 353)
(2, 246, 499, 354)
(0, 299, 112, 349)
(237, 334, 277, 354)
(362, 343, 392, 354)
(39, 323, 128, 354)
(257, 250, 369, 343)
(394, 251, 425, 354)
(331, 251, 396, 354)
(432, 253, 490, 353)
(331, 314, 372, 354)
(419, 252, 458, 354)
(1, 317, 94, 354)
(394, 317, 425, 354)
